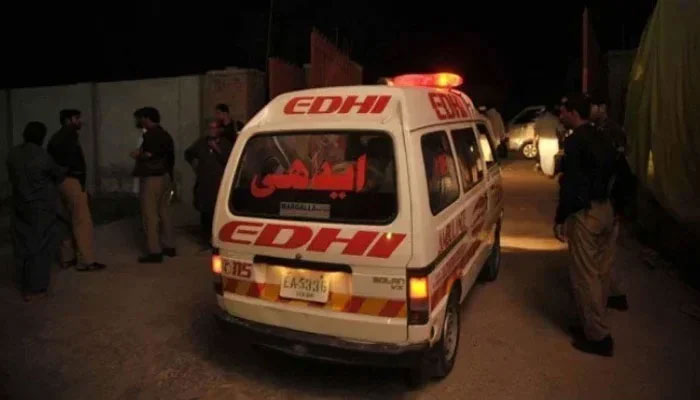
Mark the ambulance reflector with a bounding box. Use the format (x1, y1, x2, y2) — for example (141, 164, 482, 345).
(392, 73, 463, 88)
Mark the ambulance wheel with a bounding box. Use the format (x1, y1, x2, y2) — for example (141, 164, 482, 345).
(521, 141, 538, 159)
(480, 221, 501, 282)
(407, 289, 461, 386)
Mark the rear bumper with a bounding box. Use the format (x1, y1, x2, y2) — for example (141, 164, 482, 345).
(215, 309, 429, 367)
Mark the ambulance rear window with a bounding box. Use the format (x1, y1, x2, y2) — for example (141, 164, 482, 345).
(230, 131, 397, 224)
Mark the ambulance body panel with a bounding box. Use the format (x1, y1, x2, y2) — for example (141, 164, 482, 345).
(212, 76, 504, 375)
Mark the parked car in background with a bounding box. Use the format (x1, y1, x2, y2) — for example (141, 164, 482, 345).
(506, 105, 545, 159)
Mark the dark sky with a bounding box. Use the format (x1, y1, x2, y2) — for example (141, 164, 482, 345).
(3, 0, 656, 117)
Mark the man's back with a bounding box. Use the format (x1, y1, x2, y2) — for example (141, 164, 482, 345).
(7, 143, 62, 211)
(556, 123, 617, 223)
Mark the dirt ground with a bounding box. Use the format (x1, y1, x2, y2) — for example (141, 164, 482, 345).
(1, 160, 698, 400)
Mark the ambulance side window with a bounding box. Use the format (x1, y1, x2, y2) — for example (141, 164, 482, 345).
(477, 123, 498, 167)
(421, 131, 460, 215)
(450, 128, 484, 192)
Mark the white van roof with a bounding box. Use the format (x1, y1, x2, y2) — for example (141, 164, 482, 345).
(245, 85, 481, 133)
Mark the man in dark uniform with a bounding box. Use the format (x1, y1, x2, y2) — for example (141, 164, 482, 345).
(185, 120, 233, 245)
(131, 107, 176, 263)
(7, 122, 65, 301)
(554, 93, 618, 357)
(592, 100, 632, 311)
(47, 109, 106, 271)
(215, 103, 243, 145)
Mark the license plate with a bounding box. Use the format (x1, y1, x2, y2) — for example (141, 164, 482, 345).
(280, 270, 331, 303)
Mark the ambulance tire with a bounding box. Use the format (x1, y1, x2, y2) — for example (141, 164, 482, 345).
(480, 221, 501, 282)
(406, 289, 461, 386)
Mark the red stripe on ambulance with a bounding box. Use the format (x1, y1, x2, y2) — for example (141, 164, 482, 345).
(218, 221, 407, 259)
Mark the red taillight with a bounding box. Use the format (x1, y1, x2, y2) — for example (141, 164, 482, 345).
(408, 276, 430, 325)
(392, 73, 463, 88)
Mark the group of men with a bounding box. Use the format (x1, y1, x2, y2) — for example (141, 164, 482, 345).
(7, 103, 240, 301)
(7, 90, 632, 357)
(555, 92, 633, 357)
(8, 110, 108, 302)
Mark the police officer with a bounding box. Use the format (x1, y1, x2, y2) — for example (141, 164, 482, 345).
(47, 110, 106, 272)
(554, 93, 618, 357)
(131, 107, 176, 263)
(184, 120, 233, 245)
(592, 100, 631, 311)
(214, 103, 243, 146)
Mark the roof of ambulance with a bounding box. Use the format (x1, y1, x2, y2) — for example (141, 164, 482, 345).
(245, 85, 481, 133)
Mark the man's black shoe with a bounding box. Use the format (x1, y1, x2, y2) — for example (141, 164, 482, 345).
(162, 248, 177, 257)
(568, 325, 585, 340)
(60, 258, 78, 269)
(572, 335, 614, 357)
(139, 253, 163, 263)
(607, 295, 629, 311)
(76, 262, 107, 272)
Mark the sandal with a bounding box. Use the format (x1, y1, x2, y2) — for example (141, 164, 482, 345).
(76, 262, 107, 272)
(60, 258, 78, 269)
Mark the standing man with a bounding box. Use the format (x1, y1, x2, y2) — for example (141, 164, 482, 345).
(184, 120, 233, 245)
(8, 123, 65, 301)
(215, 103, 242, 145)
(591, 101, 626, 151)
(131, 107, 176, 263)
(591, 100, 632, 311)
(47, 110, 106, 272)
(554, 93, 618, 357)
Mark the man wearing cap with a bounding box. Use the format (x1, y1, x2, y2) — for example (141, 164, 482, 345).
(554, 93, 618, 357)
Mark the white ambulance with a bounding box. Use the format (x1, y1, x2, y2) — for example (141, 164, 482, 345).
(212, 73, 504, 382)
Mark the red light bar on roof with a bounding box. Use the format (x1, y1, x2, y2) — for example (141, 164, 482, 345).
(392, 73, 463, 88)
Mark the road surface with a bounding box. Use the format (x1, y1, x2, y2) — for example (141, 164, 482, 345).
(1, 160, 698, 399)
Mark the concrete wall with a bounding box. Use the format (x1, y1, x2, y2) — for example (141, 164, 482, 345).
(202, 69, 266, 125)
(245, 70, 267, 121)
(269, 58, 305, 99)
(0, 68, 264, 204)
(96, 76, 200, 206)
(9, 83, 96, 192)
